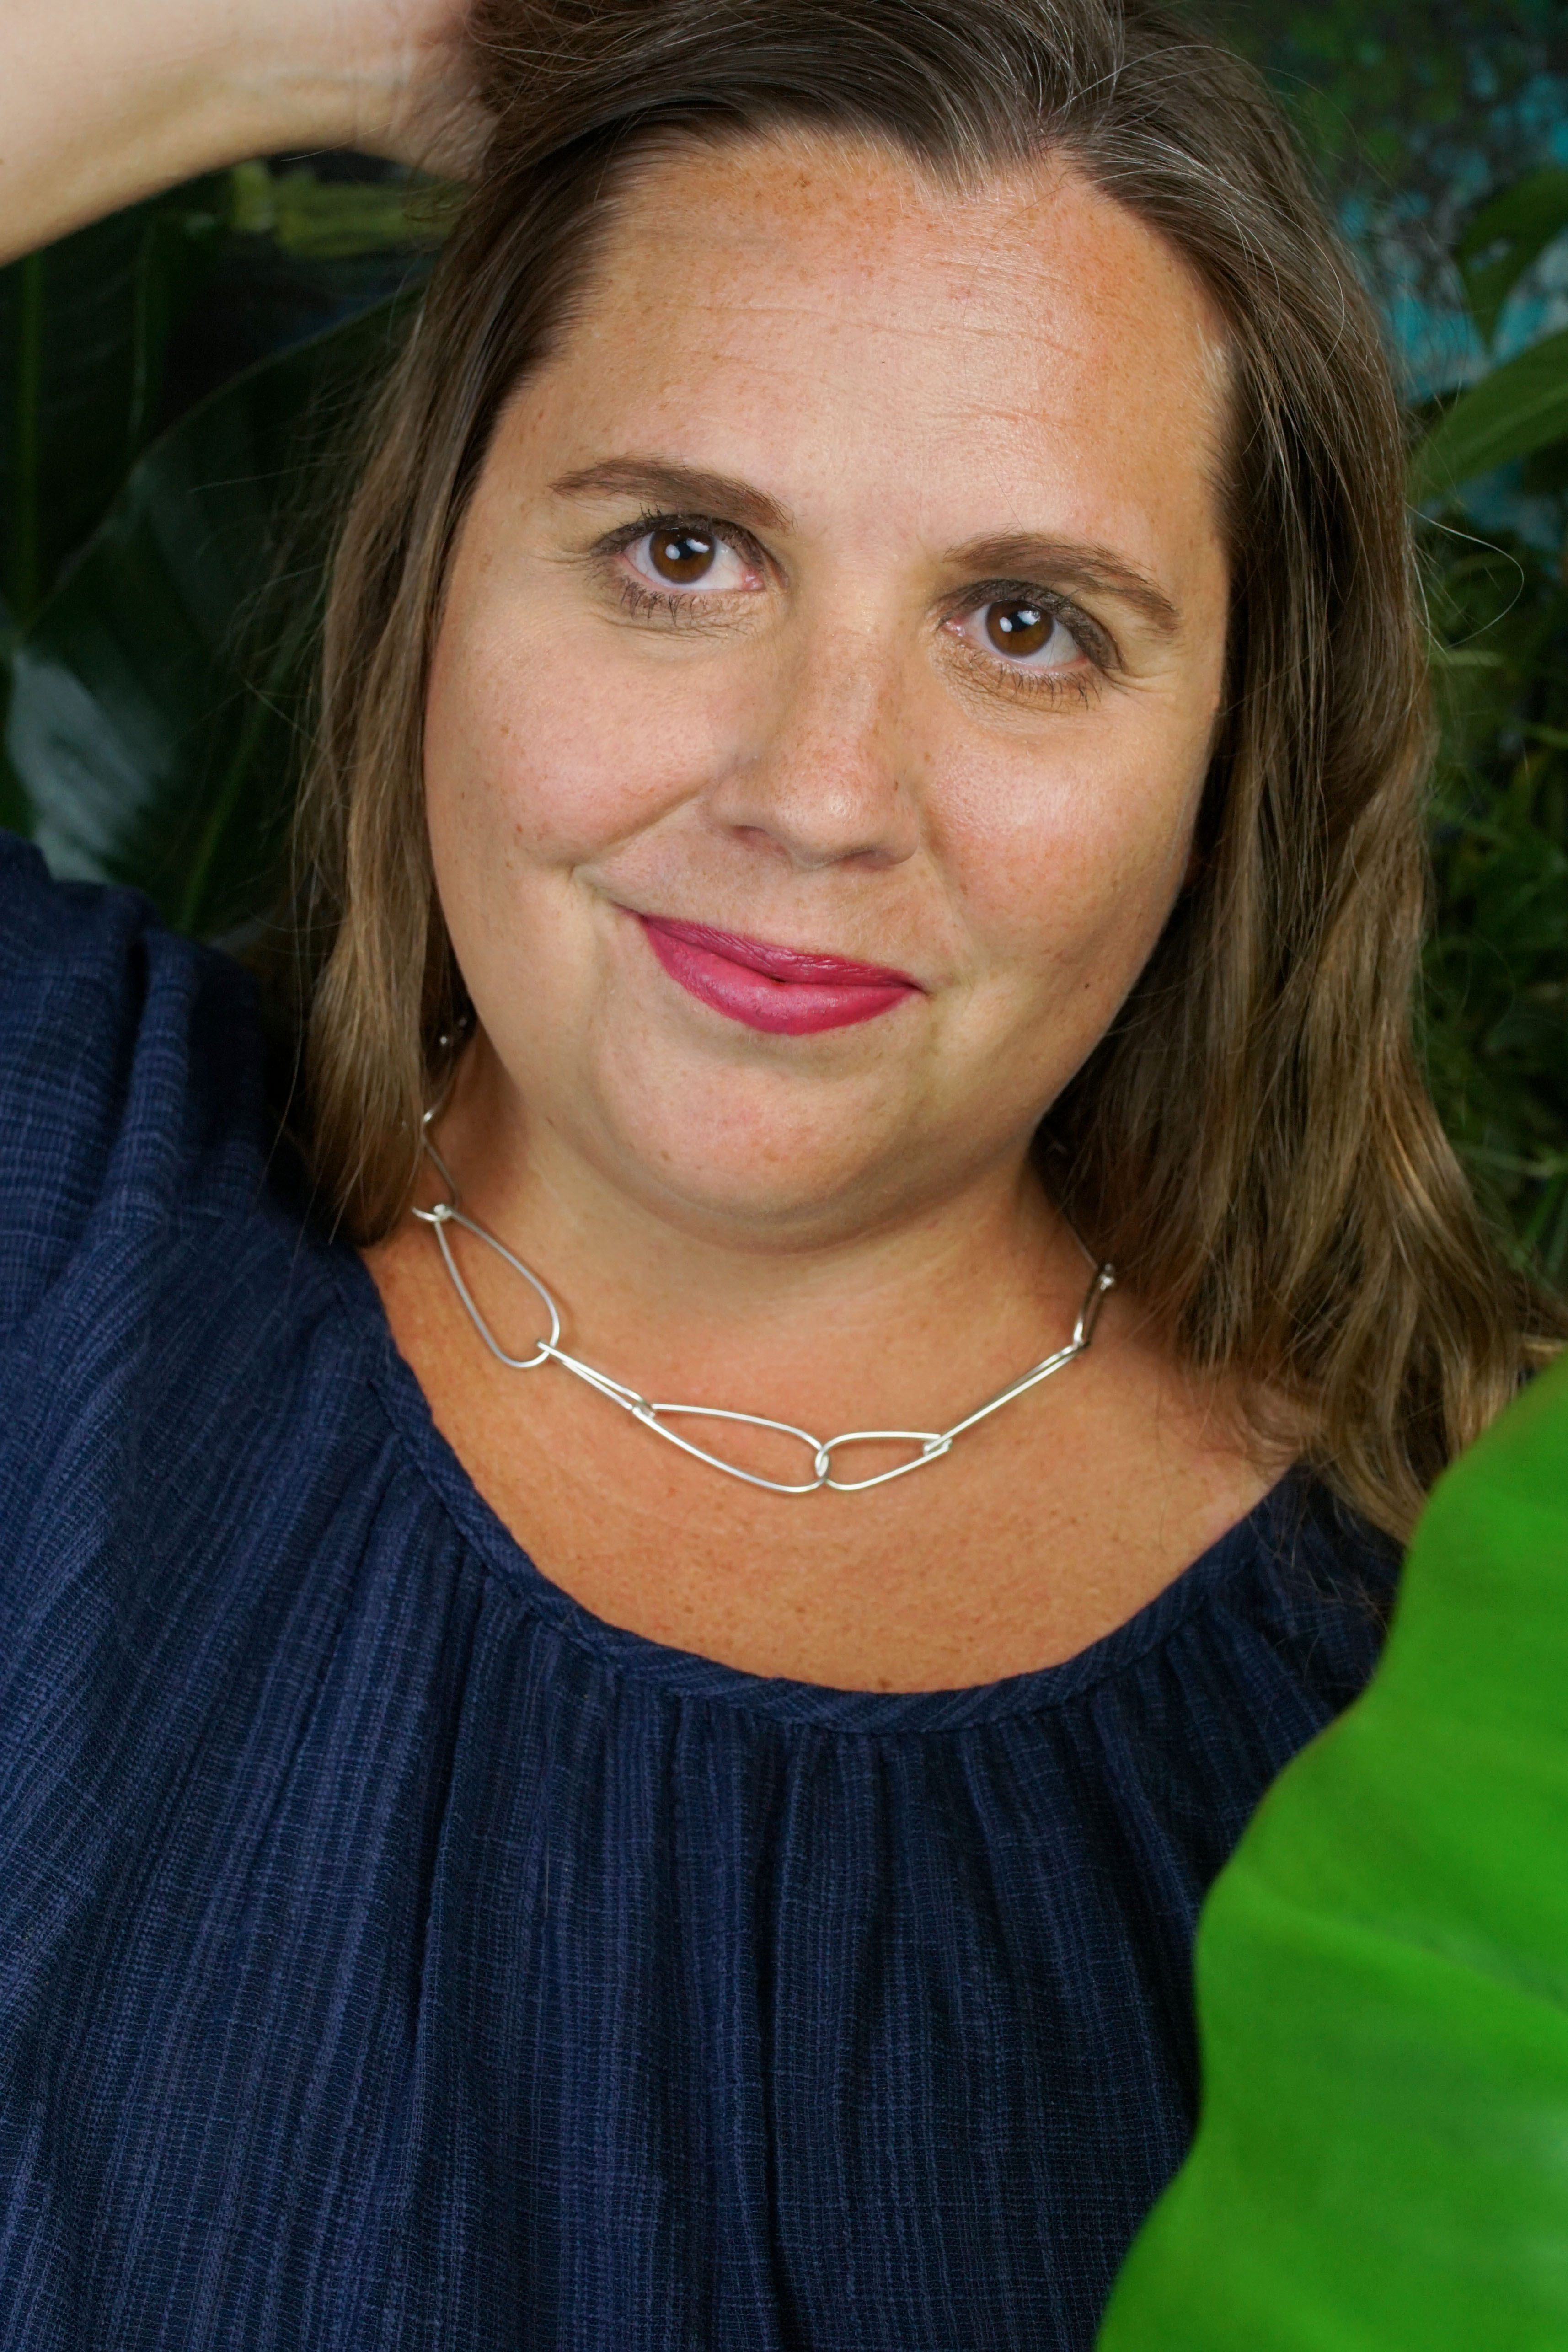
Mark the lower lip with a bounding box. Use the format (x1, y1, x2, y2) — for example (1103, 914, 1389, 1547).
(637, 916, 919, 1035)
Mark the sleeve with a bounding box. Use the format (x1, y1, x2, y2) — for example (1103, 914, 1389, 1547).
(0, 831, 265, 1329)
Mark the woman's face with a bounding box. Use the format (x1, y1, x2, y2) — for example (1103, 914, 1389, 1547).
(424, 132, 1231, 1245)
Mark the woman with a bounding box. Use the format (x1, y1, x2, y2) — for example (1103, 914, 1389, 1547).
(0, 0, 1555, 2343)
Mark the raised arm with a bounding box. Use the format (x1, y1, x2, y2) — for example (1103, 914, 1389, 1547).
(0, 0, 485, 266)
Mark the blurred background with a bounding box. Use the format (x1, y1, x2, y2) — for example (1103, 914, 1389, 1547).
(2, 0, 1566, 1278)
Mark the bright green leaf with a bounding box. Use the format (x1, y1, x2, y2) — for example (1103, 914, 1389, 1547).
(270, 170, 450, 261)
(225, 162, 452, 263)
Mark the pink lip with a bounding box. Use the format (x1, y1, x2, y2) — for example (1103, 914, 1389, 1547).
(636, 914, 921, 1035)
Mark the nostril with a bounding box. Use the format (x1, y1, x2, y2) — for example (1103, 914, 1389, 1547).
(720, 780, 916, 864)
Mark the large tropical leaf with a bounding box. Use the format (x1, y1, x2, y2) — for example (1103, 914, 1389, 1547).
(0, 182, 233, 839)
(0, 183, 229, 631)
(0, 163, 446, 846)
(6, 295, 414, 942)
(0, 165, 442, 629)
(1410, 326, 1568, 501)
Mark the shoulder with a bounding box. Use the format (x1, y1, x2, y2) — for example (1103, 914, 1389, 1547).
(0, 847, 385, 1745)
(0, 832, 268, 1324)
(1202, 1470, 1402, 1715)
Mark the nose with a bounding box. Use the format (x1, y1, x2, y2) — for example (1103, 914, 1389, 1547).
(706, 626, 921, 873)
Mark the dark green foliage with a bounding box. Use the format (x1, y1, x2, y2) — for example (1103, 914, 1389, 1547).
(1457, 167, 1568, 343)
(1413, 169, 1568, 502)
(1424, 538, 1568, 1279)
(0, 181, 228, 631)
(0, 164, 433, 936)
(0, 179, 230, 832)
(1413, 329, 1568, 499)
(1219, 0, 1565, 225)
(9, 298, 412, 941)
(1407, 154, 1568, 1283)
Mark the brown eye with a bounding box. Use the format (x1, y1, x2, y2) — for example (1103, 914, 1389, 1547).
(984, 601, 1052, 657)
(648, 528, 717, 585)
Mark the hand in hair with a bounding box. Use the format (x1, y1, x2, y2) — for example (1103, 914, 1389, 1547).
(318, 0, 493, 177)
(0, 0, 489, 266)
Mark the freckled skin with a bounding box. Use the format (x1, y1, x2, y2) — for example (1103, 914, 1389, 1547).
(423, 135, 1230, 1244)
(371, 132, 1274, 1692)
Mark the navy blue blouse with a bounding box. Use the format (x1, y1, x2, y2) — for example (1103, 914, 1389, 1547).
(0, 833, 1397, 2351)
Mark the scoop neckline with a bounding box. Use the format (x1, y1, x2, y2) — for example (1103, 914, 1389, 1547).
(328, 1232, 1307, 1735)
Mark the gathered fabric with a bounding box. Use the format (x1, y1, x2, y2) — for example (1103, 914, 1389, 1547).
(0, 835, 1397, 2350)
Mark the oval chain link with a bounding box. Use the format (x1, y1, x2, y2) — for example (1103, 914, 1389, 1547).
(413, 1119, 1113, 1497)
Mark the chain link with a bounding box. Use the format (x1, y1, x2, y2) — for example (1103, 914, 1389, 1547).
(413, 1118, 1114, 1496)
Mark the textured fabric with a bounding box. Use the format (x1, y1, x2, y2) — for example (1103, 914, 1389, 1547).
(0, 831, 1398, 2352)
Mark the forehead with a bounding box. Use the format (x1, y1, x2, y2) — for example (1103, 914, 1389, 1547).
(516, 129, 1229, 561)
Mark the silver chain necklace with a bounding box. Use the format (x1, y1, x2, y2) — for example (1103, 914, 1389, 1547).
(412, 1111, 1115, 1496)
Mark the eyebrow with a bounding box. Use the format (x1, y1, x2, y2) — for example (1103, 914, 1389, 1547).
(951, 535, 1183, 640)
(551, 457, 793, 538)
(551, 458, 1183, 639)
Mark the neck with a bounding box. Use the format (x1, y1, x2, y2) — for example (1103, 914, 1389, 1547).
(419, 1039, 1104, 1441)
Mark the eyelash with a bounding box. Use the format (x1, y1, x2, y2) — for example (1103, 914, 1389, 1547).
(591, 511, 1114, 698)
(593, 511, 762, 627)
(942, 579, 1116, 700)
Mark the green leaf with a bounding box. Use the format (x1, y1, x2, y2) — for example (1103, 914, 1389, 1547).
(1416, 520, 1568, 1282)
(1098, 1353, 1568, 2347)
(1410, 327, 1568, 501)
(1457, 167, 1568, 345)
(227, 162, 453, 262)
(6, 295, 414, 941)
(0, 182, 228, 629)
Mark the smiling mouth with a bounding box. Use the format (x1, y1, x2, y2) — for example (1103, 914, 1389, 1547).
(635, 913, 922, 1035)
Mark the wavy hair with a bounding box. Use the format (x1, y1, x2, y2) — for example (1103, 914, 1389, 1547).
(294, 0, 1563, 1537)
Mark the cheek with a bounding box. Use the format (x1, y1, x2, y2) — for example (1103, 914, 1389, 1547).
(424, 610, 638, 880)
(933, 720, 1207, 1001)
(424, 584, 749, 881)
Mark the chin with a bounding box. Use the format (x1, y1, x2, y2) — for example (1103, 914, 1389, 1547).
(590, 1068, 920, 1243)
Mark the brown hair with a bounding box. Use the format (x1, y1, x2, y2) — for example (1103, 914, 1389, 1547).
(295, 0, 1562, 1538)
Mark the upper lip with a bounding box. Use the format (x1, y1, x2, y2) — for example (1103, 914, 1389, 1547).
(636, 913, 921, 989)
